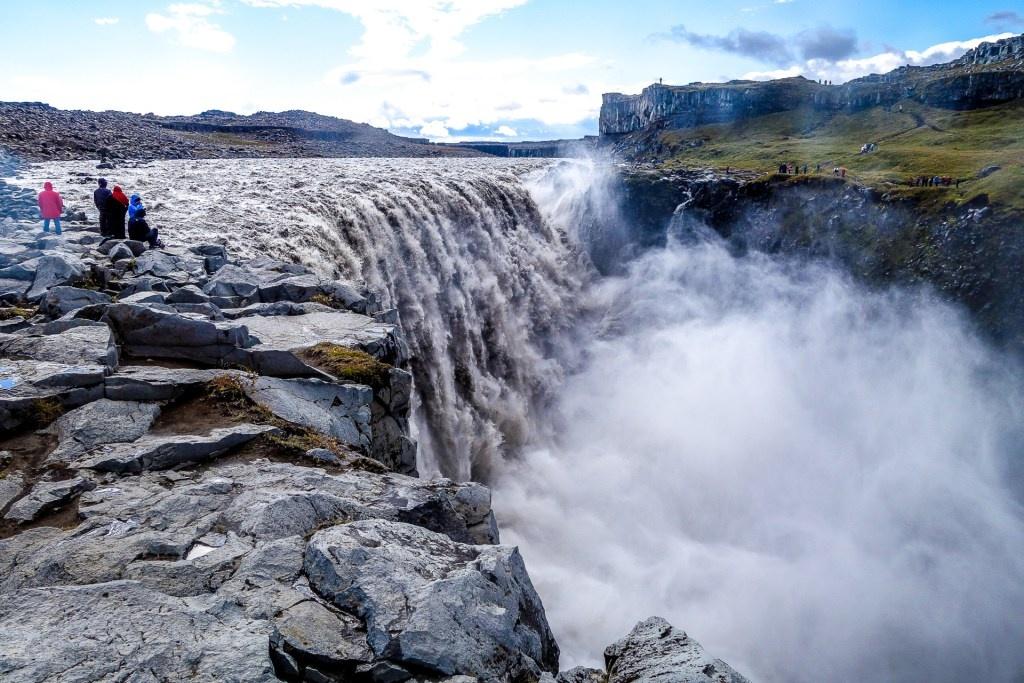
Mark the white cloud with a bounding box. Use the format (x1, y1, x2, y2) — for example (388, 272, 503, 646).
(418, 120, 450, 139)
(494, 125, 517, 136)
(146, 3, 236, 53)
(742, 32, 1016, 83)
(241, 0, 600, 132)
(94, 17, 120, 26)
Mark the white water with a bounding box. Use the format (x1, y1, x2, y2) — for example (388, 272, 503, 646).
(16, 158, 1024, 681)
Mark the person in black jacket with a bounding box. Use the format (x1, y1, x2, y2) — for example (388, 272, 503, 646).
(127, 208, 162, 249)
(105, 185, 129, 239)
(93, 178, 112, 236)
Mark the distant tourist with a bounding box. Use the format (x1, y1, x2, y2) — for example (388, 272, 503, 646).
(802, 164, 808, 174)
(37, 182, 64, 235)
(94, 178, 112, 236)
(128, 193, 144, 220)
(816, 163, 822, 173)
(128, 207, 163, 249)
(106, 185, 130, 239)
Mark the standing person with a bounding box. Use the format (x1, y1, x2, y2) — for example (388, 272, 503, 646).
(94, 178, 112, 236)
(128, 193, 144, 220)
(37, 182, 64, 235)
(106, 185, 130, 239)
(128, 208, 163, 249)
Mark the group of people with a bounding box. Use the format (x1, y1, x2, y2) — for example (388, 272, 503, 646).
(778, 162, 810, 175)
(93, 178, 162, 248)
(37, 178, 163, 249)
(911, 175, 958, 188)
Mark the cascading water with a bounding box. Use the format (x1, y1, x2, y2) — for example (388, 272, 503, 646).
(16, 157, 1024, 681)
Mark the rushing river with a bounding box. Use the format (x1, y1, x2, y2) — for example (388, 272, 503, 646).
(14, 157, 1024, 682)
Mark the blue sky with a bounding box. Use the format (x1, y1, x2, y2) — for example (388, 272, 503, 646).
(1, 1, 1020, 141)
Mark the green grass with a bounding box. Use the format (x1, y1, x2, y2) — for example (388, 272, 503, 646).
(656, 99, 1024, 210)
(301, 343, 392, 389)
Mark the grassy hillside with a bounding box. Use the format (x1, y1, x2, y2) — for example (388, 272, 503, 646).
(654, 99, 1024, 212)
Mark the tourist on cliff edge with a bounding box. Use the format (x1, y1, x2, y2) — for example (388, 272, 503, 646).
(94, 178, 112, 236)
(106, 185, 130, 239)
(128, 193, 144, 220)
(128, 207, 163, 249)
(37, 182, 63, 235)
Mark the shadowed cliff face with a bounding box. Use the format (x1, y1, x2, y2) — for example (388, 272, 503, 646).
(613, 170, 1024, 353)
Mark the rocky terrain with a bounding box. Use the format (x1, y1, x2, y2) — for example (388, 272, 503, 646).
(0, 105, 482, 162)
(600, 34, 1024, 136)
(0, 213, 749, 681)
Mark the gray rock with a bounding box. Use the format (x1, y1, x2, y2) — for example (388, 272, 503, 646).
(77, 423, 279, 474)
(4, 476, 95, 523)
(0, 472, 26, 511)
(102, 302, 251, 364)
(242, 376, 373, 450)
(170, 302, 224, 320)
(305, 519, 558, 680)
(104, 366, 232, 401)
(41, 286, 111, 317)
(0, 581, 279, 682)
(107, 242, 134, 262)
(0, 360, 106, 431)
(0, 278, 30, 303)
(133, 249, 205, 280)
(26, 253, 85, 301)
(271, 599, 373, 668)
(220, 300, 336, 319)
(977, 164, 1001, 178)
(558, 667, 607, 683)
(203, 263, 272, 300)
(118, 275, 171, 297)
(0, 322, 117, 369)
(0, 257, 39, 281)
(46, 398, 161, 464)
(604, 617, 750, 683)
(117, 290, 167, 304)
(167, 284, 210, 304)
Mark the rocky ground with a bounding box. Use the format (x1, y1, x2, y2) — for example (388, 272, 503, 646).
(0, 104, 482, 162)
(0, 216, 748, 682)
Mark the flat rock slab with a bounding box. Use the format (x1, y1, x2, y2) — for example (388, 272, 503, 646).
(228, 310, 405, 375)
(45, 399, 161, 465)
(0, 581, 279, 683)
(26, 254, 85, 301)
(0, 360, 107, 431)
(0, 473, 26, 511)
(102, 302, 250, 364)
(77, 423, 279, 474)
(0, 322, 117, 370)
(604, 617, 750, 683)
(243, 376, 372, 450)
(104, 366, 235, 401)
(4, 476, 94, 523)
(304, 518, 558, 681)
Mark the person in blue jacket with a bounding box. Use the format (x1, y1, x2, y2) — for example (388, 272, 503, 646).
(128, 194, 144, 220)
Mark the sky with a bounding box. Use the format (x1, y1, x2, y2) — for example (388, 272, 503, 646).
(1, 1, 1020, 141)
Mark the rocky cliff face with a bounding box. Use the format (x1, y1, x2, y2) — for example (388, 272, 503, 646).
(600, 34, 1024, 135)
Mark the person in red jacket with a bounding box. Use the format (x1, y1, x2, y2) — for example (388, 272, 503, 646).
(37, 181, 64, 235)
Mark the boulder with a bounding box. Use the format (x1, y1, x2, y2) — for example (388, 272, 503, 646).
(0, 581, 279, 682)
(304, 519, 558, 680)
(202, 264, 275, 300)
(558, 667, 607, 683)
(4, 476, 95, 523)
(41, 286, 111, 317)
(166, 284, 210, 304)
(270, 599, 373, 670)
(220, 300, 336, 319)
(603, 617, 750, 683)
(0, 322, 117, 369)
(132, 249, 204, 281)
(26, 254, 85, 301)
(45, 398, 161, 464)
(0, 257, 39, 281)
(107, 242, 134, 262)
(242, 376, 373, 451)
(76, 423, 279, 474)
